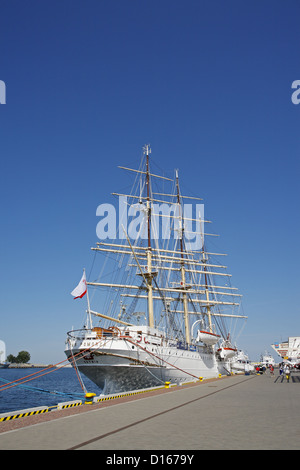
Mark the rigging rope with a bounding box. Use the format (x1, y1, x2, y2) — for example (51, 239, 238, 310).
(124, 337, 200, 381)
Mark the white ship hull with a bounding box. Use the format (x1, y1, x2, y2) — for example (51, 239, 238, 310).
(65, 326, 229, 394)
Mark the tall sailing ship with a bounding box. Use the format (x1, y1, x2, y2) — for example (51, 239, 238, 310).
(65, 145, 247, 394)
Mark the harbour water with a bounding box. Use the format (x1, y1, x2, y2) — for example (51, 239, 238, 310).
(0, 367, 102, 414)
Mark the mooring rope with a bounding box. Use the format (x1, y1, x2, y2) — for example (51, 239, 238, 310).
(69, 340, 87, 394)
(0, 377, 85, 399)
(0, 344, 101, 393)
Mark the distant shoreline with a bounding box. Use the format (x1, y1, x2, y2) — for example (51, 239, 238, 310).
(5, 363, 71, 368)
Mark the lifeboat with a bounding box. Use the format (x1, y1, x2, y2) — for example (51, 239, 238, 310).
(196, 330, 221, 346)
(217, 346, 237, 359)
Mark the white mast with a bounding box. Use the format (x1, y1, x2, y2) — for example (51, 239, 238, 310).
(144, 144, 155, 328)
(175, 170, 190, 344)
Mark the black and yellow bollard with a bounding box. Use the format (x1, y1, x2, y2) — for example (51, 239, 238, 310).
(165, 381, 171, 389)
(85, 392, 96, 405)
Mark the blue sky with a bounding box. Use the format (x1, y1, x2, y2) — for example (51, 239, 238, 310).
(0, 0, 299, 364)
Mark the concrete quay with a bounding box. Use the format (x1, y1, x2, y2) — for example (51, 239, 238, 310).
(0, 372, 299, 450)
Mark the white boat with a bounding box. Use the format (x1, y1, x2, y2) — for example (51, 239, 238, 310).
(230, 349, 254, 373)
(196, 330, 220, 346)
(217, 341, 238, 360)
(65, 145, 248, 394)
(260, 352, 275, 367)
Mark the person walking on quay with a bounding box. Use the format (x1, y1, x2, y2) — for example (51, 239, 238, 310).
(269, 364, 274, 376)
(283, 363, 291, 382)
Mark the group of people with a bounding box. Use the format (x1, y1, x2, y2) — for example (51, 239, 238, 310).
(254, 360, 298, 383)
(255, 362, 292, 380)
(255, 364, 274, 375)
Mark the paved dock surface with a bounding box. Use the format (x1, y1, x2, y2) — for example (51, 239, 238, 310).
(0, 372, 299, 450)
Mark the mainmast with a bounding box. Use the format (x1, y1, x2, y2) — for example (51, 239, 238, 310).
(175, 171, 190, 344)
(144, 145, 154, 328)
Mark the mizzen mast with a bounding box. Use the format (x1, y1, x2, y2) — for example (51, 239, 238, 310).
(175, 170, 190, 344)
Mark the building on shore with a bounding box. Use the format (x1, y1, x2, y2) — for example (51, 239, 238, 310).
(271, 336, 300, 364)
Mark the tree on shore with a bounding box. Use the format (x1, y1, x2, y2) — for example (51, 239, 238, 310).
(7, 351, 31, 363)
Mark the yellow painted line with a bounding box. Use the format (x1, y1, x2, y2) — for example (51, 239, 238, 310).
(0, 407, 50, 422)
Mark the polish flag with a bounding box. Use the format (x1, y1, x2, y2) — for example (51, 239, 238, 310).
(71, 271, 87, 299)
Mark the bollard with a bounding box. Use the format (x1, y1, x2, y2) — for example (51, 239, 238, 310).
(199, 377, 203, 382)
(85, 392, 96, 404)
(165, 381, 171, 389)
(218, 374, 222, 378)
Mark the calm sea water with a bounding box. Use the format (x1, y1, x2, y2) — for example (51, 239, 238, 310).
(0, 367, 102, 414)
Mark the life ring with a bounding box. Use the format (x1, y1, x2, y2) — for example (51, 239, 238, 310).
(144, 336, 149, 344)
(137, 335, 142, 343)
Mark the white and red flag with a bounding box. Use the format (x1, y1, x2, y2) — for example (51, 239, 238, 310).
(71, 270, 87, 299)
